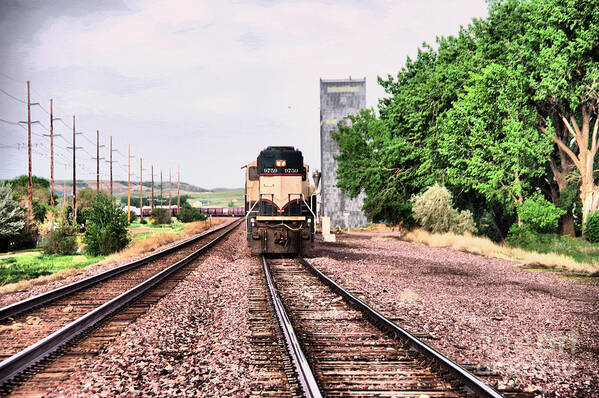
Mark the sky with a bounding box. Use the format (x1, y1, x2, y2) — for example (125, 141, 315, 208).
(0, 0, 489, 189)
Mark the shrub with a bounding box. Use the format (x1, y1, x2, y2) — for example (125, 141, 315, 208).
(43, 224, 77, 255)
(411, 184, 477, 234)
(0, 184, 26, 252)
(84, 193, 130, 255)
(32, 201, 48, 223)
(177, 204, 207, 223)
(140, 218, 147, 225)
(150, 208, 171, 224)
(127, 211, 137, 224)
(453, 210, 477, 235)
(517, 193, 565, 233)
(583, 211, 599, 243)
(506, 223, 538, 248)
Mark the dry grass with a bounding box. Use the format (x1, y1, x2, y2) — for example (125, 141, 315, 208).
(402, 229, 598, 274)
(0, 219, 226, 297)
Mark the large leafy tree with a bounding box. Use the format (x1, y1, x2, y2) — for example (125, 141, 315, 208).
(334, 0, 598, 237)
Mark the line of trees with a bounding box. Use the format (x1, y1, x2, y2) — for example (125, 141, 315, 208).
(334, 0, 599, 240)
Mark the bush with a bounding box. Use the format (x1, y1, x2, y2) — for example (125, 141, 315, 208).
(127, 211, 137, 224)
(177, 204, 207, 223)
(0, 183, 26, 252)
(140, 218, 147, 225)
(411, 184, 477, 234)
(84, 193, 130, 255)
(583, 211, 599, 243)
(32, 200, 48, 223)
(150, 208, 171, 224)
(517, 193, 565, 233)
(506, 223, 538, 248)
(43, 224, 78, 255)
(453, 210, 477, 234)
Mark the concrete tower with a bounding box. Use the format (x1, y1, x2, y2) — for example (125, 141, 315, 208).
(320, 77, 368, 228)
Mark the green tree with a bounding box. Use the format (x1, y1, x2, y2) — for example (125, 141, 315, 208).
(84, 193, 130, 255)
(0, 184, 25, 252)
(150, 208, 171, 224)
(334, 0, 598, 238)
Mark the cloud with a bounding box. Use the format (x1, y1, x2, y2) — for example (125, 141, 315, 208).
(1, 0, 489, 187)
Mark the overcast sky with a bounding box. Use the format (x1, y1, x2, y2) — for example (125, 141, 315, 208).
(0, 0, 488, 189)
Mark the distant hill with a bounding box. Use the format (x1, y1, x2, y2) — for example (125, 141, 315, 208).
(53, 180, 209, 195)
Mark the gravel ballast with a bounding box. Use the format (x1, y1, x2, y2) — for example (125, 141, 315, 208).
(47, 227, 256, 397)
(310, 233, 599, 397)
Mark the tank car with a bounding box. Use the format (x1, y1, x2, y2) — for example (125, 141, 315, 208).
(245, 146, 317, 255)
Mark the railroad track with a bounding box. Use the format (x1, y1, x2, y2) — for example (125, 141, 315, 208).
(0, 218, 242, 394)
(261, 256, 503, 397)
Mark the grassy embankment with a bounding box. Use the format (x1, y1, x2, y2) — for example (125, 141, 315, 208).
(402, 229, 599, 276)
(0, 218, 224, 295)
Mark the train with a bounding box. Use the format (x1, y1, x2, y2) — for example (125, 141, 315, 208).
(136, 206, 244, 217)
(245, 146, 317, 255)
(200, 207, 245, 216)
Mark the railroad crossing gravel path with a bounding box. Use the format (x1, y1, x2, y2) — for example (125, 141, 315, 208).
(309, 233, 599, 397)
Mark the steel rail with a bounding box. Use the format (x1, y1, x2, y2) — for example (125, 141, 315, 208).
(0, 219, 242, 387)
(0, 220, 236, 322)
(261, 256, 322, 398)
(298, 257, 503, 398)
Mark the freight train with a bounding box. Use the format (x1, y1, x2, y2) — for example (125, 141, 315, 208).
(245, 146, 317, 255)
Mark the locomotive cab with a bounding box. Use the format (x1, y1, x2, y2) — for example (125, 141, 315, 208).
(245, 146, 316, 255)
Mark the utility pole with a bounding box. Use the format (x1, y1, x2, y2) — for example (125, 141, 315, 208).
(49, 99, 55, 206)
(72, 115, 77, 225)
(63, 179, 66, 206)
(110, 136, 113, 199)
(160, 170, 163, 207)
(139, 158, 143, 221)
(151, 165, 154, 211)
(26, 81, 33, 217)
(96, 130, 100, 191)
(127, 144, 131, 223)
(169, 168, 172, 213)
(43, 101, 62, 206)
(177, 166, 181, 213)
(92, 134, 105, 193)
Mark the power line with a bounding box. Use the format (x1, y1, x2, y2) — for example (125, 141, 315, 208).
(0, 117, 20, 126)
(0, 87, 26, 104)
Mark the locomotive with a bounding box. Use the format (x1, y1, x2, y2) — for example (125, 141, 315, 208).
(245, 146, 317, 255)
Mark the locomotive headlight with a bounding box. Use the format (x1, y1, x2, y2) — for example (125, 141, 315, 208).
(251, 218, 256, 226)
(275, 160, 286, 167)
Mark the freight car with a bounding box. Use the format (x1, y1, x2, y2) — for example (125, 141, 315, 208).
(244, 146, 317, 255)
(199, 207, 245, 217)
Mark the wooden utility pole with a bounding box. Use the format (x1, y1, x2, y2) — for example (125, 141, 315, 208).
(151, 165, 154, 211)
(139, 158, 143, 221)
(96, 130, 100, 192)
(177, 166, 181, 213)
(49, 99, 55, 206)
(63, 179, 66, 206)
(72, 115, 77, 225)
(110, 136, 113, 200)
(127, 144, 131, 223)
(26, 81, 33, 217)
(160, 170, 163, 207)
(169, 168, 172, 212)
